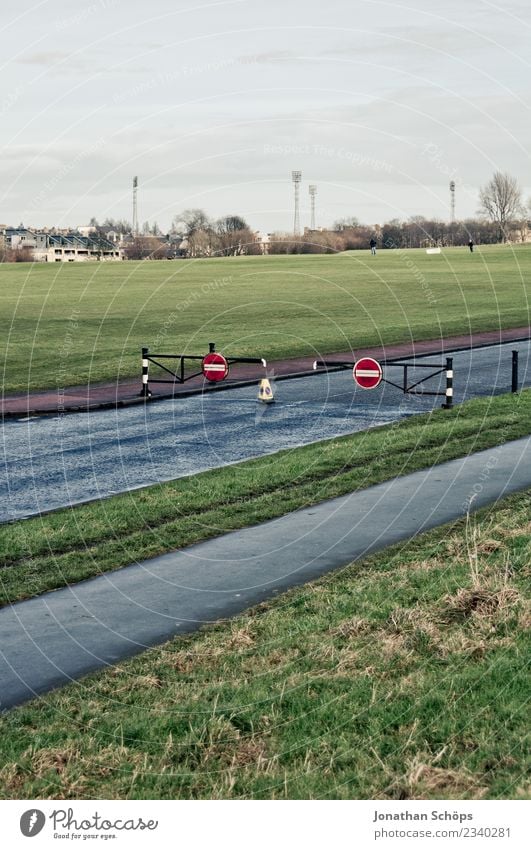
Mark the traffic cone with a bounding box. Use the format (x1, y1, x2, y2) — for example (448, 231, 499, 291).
(258, 378, 275, 403)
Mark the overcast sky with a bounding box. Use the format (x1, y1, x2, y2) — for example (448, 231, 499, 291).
(1, 0, 530, 232)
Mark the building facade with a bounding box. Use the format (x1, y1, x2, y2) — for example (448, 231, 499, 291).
(2, 228, 124, 261)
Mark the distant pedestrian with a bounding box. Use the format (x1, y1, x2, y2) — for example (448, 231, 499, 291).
(468, 239, 474, 252)
(370, 237, 377, 255)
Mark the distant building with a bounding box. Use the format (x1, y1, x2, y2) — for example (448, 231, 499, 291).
(77, 225, 97, 237)
(1, 228, 123, 261)
(511, 223, 531, 243)
(3, 228, 38, 250)
(255, 231, 270, 254)
(37, 232, 123, 262)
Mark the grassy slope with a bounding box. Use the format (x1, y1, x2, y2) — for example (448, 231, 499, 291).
(0, 244, 529, 392)
(1, 390, 530, 607)
(0, 490, 528, 800)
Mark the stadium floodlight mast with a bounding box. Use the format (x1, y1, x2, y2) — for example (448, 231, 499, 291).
(132, 176, 139, 235)
(292, 170, 302, 235)
(450, 180, 456, 223)
(309, 184, 317, 230)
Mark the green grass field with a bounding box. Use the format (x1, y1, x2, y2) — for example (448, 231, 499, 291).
(0, 490, 528, 800)
(1, 244, 529, 392)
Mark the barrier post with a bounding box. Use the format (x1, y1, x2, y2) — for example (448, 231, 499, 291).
(442, 356, 453, 409)
(140, 347, 151, 397)
(512, 350, 519, 393)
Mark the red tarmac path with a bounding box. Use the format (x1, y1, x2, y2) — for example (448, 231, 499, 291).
(2, 326, 530, 418)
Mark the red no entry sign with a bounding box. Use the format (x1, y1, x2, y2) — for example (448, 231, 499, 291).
(202, 352, 229, 382)
(353, 357, 383, 389)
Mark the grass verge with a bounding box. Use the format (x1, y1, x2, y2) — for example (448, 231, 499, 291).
(0, 490, 529, 799)
(1, 389, 530, 606)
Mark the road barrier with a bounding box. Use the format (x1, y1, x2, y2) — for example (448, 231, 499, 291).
(140, 342, 267, 397)
(385, 357, 454, 409)
(139, 341, 525, 402)
(314, 356, 454, 408)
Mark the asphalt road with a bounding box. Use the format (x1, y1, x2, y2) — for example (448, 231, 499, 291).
(1, 341, 529, 522)
(1, 436, 529, 712)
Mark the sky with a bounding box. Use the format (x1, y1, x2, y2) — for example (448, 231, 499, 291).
(1, 0, 530, 233)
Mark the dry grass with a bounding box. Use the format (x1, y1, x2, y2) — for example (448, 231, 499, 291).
(329, 617, 371, 638)
(0, 490, 528, 800)
(400, 756, 488, 800)
(227, 627, 256, 650)
(442, 586, 521, 622)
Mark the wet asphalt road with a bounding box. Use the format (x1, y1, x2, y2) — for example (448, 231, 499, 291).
(1, 341, 529, 522)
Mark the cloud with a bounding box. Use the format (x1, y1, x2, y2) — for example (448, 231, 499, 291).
(17, 50, 100, 75)
(18, 51, 69, 66)
(238, 49, 301, 64)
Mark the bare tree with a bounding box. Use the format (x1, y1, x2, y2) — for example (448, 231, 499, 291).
(333, 216, 360, 231)
(215, 215, 259, 256)
(216, 215, 248, 234)
(101, 217, 131, 235)
(124, 236, 168, 260)
(14, 246, 35, 262)
(171, 209, 211, 237)
(478, 171, 523, 241)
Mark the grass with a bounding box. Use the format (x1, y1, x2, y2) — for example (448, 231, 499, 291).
(1, 389, 530, 607)
(1, 244, 529, 802)
(0, 243, 529, 392)
(0, 489, 528, 799)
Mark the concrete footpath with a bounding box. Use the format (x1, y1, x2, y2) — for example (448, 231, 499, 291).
(0, 436, 529, 712)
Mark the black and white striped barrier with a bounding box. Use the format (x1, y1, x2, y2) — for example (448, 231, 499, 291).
(442, 357, 453, 409)
(141, 348, 151, 397)
(313, 355, 455, 409)
(140, 343, 266, 398)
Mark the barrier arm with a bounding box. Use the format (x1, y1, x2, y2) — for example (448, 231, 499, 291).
(141, 346, 267, 397)
(227, 357, 267, 368)
(313, 360, 354, 371)
(313, 356, 455, 409)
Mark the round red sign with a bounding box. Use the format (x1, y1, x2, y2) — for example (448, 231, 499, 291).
(202, 352, 229, 382)
(353, 357, 383, 389)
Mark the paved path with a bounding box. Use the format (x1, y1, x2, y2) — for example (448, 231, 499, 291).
(0, 436, 529, 712)
(2, 340, 529, 523)
(2, 326, 529, 417)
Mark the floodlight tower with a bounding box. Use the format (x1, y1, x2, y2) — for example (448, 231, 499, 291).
(309, 184, 317, 230)
(132, 176, 139, 235)
(449, 180, 456, 223)
(292, 170, 302, 235)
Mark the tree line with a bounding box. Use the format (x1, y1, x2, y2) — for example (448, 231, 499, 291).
(270, 171, 529, 253)
(2, 171, 529, 261)
(124, 210, 263, 260)
(111, 171, 531, 257)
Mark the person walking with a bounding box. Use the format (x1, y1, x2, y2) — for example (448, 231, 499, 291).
(370, 237, 377, 255)
(468, 238, 474, 252)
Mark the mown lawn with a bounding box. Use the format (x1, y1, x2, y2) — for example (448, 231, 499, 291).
(0, 489, 528, 799)
(0, 243, 529, 392)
